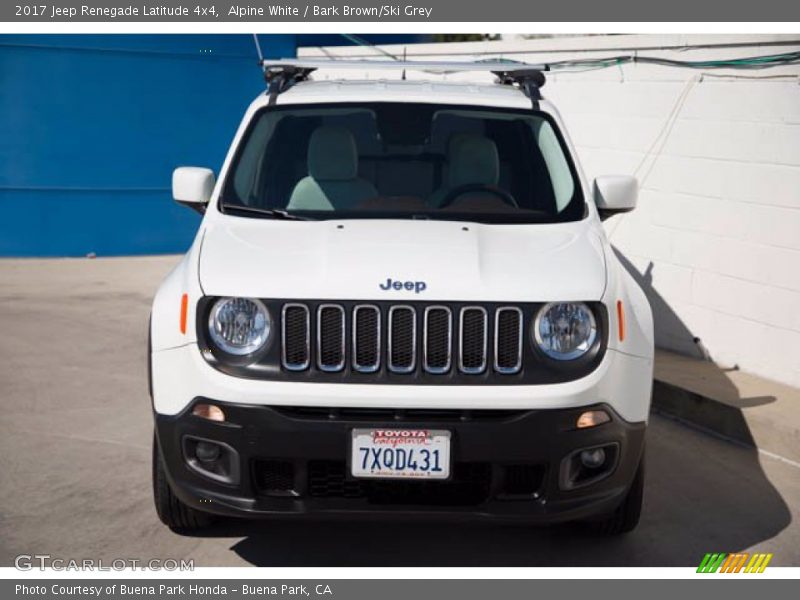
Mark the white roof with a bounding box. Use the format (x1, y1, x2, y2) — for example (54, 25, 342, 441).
(251, 79, 549, 112)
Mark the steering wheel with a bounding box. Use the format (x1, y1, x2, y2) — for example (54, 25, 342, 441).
(439, 183, 518, 209)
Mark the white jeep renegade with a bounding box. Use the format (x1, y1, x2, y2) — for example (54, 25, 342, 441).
(149, 60, 654, 535)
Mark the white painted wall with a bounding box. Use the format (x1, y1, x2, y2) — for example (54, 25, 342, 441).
(300, 35, 800, 388)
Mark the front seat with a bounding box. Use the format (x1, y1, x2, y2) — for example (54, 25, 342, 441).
(428, 133, 500, 208)
(287, 126, 378, 211)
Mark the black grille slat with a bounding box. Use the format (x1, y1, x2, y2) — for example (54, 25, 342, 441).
(282, 304, 310, 371)
(353, 305, 380, 373)
(317, 305, 345, 372)
(424, 307, 452, 373)
(459, 307, 488, 374)
(494, 307, 523, 374)
(388, 306, 416, 373)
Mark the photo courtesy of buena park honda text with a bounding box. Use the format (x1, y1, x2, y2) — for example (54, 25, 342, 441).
(0, 0, 799, 595)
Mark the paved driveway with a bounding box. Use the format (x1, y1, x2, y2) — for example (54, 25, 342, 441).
(1, 257, 797, 567)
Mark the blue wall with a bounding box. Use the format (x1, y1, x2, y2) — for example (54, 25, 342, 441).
(0, 34, 296, 256)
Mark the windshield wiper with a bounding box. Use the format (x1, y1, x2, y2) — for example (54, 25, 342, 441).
(220, 203, 314, 221)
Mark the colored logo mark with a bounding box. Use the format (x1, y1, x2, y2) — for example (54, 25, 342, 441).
(697, 552, 773, 573)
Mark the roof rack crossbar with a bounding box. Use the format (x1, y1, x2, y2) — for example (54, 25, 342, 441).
(260, 58, 547, 74)
(258, 59, 549, 106)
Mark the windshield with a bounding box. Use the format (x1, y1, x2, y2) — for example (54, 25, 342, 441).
(221, 102, 585, 224)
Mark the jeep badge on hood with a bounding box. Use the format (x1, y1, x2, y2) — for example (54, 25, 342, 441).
(379, 278, 427, 294)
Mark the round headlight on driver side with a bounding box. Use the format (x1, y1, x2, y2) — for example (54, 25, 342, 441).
(533, 302, 597, 361)
(208, 297, 271, 355)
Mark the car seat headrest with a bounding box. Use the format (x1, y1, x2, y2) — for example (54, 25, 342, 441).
(308, 126, 359, 181)
(447, 134, 500, 188)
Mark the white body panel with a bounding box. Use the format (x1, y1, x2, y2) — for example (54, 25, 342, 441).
(152, 344, 652, 422)
(150, 79, 654, 423)
(198, 218, 606, 302)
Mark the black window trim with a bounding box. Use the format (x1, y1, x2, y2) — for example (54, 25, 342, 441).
(218, 101, 587, 224)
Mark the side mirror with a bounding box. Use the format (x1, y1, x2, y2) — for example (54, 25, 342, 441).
(172, 167, 215, 214)
(593, 175, 637, 221)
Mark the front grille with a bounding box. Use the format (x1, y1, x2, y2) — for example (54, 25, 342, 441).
(352, 305, 380, 373)
(388, 306, 416, 373)
(317, 304, 345, 372)
(459, 307, 488, 374)
(281, 301, 526, 378)
(282, 304, 310, 370)
(494, 307, 523, 374)
(308, 460, 492, 506)
(423, 306, 452, 373)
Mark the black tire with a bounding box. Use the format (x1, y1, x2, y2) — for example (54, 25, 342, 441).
(152, 433, 213, 531)
(590, 453, 645, 535)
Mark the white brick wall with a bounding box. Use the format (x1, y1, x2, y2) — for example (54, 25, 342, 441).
(301, 35, 800, 388)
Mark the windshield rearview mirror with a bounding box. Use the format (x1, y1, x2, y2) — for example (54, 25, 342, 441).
(593, 175, 637, 221)
(172, 167, 215, 213)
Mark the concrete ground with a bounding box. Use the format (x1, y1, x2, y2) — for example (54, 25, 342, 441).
(654, 349, 800, 464)
(0, 256, 798, 567)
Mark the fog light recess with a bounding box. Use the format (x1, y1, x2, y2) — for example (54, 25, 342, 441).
(182, 436, 240, 485)
(195, 441, 221, 463)
(580, 448, 606, 468)
(560, 443, 619, 490)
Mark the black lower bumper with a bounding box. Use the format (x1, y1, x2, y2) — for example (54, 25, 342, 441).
(154, 400, 646, 522)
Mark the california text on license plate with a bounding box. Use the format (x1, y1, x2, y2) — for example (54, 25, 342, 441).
(350, 428, 451, 480)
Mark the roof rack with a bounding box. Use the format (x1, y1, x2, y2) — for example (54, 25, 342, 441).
(260, 59, 548, 107)
(492, 68, 547, 101)
(261, 58, 547, 74)
(263, 64, 316, 105)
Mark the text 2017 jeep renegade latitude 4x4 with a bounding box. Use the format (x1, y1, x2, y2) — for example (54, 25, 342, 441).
(150, 60, 654, 535)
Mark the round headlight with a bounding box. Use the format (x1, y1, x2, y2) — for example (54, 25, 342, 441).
(533, 302, 597, 361)
(208, 297, 270, 355)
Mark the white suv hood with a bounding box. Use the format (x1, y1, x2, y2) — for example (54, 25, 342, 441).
(198, 218, 607, 302)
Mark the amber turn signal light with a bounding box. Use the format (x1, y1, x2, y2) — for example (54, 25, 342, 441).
(192, 403, 226, 422)
(180, 293, 189, 334)
(616, 300, 626, 342)
(576, 409, 610, 429)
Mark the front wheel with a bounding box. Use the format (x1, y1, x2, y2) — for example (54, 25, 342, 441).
(589, 452, 645, 535)
(152, 432, 213, 531)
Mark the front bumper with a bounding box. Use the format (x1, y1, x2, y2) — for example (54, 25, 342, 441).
(155, 400, 645, 522)
(151, 344, 654, 423)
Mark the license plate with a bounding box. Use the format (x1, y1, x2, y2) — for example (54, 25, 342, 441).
(350, 428, 451, 480)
